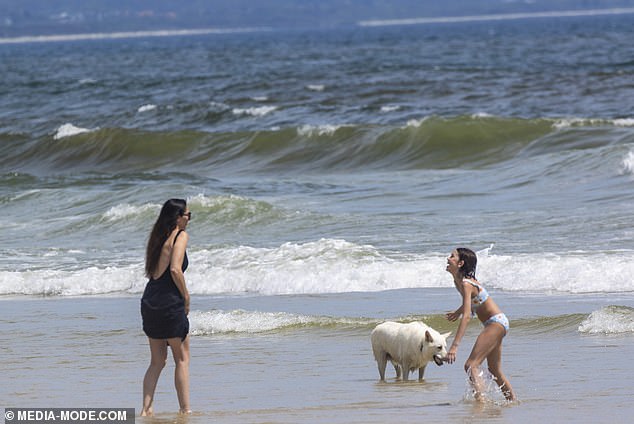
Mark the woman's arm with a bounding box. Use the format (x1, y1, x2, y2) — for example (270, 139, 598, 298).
(446, 305, 464, 321)
(447, 279, 466, 321)
(446, 282, 474, 364)
(170, 231, 190, 314)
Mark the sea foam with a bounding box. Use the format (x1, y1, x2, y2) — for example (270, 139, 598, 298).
(306, 84, 325, 92)
(380, 105, 401, 113)
(0, 265, 143, 296)
(578, 306, 634, 334)
(405, 117, 430, 128)
(190, 309, 376, 335)
(553, 117, 634, 129)
(478, 251, 634, 293)
(186, 239, 437, 296)
(2, 242, 634, 297)
(53, 123, 95, 140)
(101, 203, 160, 221)
(232, 106, 277, 117)
(613, 118, 634, 127)
(297, 124, 342, 137)
(137, 104, 157, 113)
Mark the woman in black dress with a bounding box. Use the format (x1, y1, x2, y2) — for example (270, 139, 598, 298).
(141, 199, 192, 416)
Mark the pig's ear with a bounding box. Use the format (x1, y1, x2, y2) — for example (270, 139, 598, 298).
(425, 330, 433, 343)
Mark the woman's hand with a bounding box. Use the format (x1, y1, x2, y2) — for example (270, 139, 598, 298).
(446, 310, 460, 321)
(445, 345, 458, 364)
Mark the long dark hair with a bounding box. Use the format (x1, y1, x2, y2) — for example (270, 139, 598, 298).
(457, 247, 477, 279)
(145, 198, 187, 278)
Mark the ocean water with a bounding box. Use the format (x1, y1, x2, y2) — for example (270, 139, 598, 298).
(1, 13, 634, 423)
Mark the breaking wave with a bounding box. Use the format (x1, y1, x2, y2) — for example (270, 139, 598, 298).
(187, 308, 634, 336)
(4, 116, 633, 174)
(578, 306, 634, 334)
(2, 242, 633, 297)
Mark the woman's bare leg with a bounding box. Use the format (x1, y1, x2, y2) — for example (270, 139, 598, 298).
(487, 341, 516, 401)
(168, 336, 191, 414)
(464, 324, 505, 402)
(141, 338, 168, 416)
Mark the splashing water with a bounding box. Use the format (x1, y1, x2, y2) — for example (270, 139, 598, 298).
(463, 366, 509, 405)
(621, 150, 634, 175)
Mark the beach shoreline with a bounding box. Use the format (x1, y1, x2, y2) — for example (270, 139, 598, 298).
(2, 291, 633, 423)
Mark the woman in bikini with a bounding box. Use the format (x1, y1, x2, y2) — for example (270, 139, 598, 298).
(445, 247, 516, 402)
(140, 199, 192, 416)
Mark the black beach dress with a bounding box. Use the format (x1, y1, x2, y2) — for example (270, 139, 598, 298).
(141, 231, 189, 341)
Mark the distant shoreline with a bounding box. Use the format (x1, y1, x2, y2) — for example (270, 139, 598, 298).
(359, 7, 634, 27)
(0, 26, 270, 45)
(2, 7, 634, 45)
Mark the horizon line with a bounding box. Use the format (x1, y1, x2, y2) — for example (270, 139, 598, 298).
(359, 7, 634, 27)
